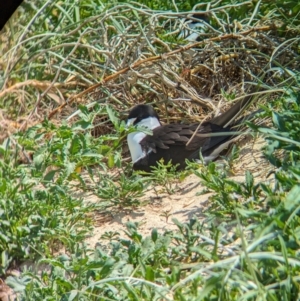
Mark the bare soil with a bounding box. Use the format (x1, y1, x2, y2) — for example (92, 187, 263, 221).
(85, 136, 272, 248)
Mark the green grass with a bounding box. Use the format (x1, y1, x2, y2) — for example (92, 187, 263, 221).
(0, 139, 94, 274)
(0, 0, 300, 300)
(3, 83, 300, 301)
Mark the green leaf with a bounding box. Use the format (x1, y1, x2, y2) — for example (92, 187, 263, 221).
(72, 119, 94, 130)
(68, 290, 78, 301)
(245, 170, 254, 190)
(33, 153, 45, 169)
(151, 228, 158, 242)
(272, 112, 284, 130)
(198, 275, 224, 300)
(70, 136, 81, 155)
(106, 105, 119, 127)
(100, 258, 115, 278)
(108, 153, 114, 168)
(145, 265, 155, 281)
(44, 170, 57, 182)
(1, 251, 9, 270)
(5, 276, 27, 293)
(285, 185, 300, 211)
(65, 161, 76, 177)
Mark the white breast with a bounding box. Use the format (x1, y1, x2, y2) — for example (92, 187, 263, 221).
(127, 131, 147, 163)
(127, 116, 161, 163)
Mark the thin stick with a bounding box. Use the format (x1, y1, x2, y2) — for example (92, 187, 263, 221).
(48, 25, 274, 119)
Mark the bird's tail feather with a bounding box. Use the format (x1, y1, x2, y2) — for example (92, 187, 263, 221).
(210, 94, 254, 127)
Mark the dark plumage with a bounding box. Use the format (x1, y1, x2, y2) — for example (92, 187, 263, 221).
(127, 96, 252, 172)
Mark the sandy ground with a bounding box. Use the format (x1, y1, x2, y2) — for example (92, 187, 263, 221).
(0, 136, 273, 301)
(85, 136, 272, 248)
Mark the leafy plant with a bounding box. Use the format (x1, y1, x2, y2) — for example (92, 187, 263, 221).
(0, 139, 94, 275)
(1, 1, 300, 301)
(0, 104, 128, 274)
(138, 159, 184, 195)
(95, 173, 147, 209)
(7, 203, 300, 300)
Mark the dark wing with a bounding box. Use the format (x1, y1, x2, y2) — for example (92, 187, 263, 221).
(139, 123, 232, 154)
(140, 124, 189, 152)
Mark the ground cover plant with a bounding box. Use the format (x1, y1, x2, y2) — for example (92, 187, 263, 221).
(0, 0, 300, 300)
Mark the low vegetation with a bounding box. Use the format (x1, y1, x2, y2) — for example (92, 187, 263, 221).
(0, 0, 300, 300)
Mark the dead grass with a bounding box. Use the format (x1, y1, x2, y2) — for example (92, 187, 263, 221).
(0, 4, 299, 141)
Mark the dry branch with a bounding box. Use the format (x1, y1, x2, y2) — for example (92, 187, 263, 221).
(48, 25, 274, 119)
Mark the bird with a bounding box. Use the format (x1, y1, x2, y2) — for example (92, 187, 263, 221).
(178, 14, 210, 42)
(126, 97, 253, 172)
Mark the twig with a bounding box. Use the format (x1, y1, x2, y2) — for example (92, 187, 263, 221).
(48, 25, 275, 119)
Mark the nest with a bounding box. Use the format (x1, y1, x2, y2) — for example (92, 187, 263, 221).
(0, 3, 299, 139)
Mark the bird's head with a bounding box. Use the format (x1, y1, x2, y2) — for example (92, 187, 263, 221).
(126, 104, 161, 129)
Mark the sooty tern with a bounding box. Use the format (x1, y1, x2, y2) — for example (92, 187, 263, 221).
(178, 14, 210, 42)
(126, 97, 252, 172)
